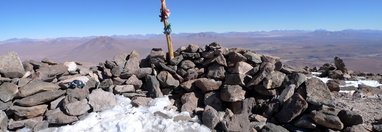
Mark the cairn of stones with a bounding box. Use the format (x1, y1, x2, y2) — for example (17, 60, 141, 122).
(0, 43, 380, 132)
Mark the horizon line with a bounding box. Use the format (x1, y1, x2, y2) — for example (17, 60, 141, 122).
(2, 28, 382, 42)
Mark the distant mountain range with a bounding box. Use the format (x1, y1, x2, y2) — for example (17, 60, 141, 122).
(1, 30, 382, 73)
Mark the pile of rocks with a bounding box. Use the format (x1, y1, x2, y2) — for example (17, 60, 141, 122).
(0, 43, 373, 132)
(0, 52, 118, 131)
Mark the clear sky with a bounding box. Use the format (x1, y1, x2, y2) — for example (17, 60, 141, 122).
(1, 0, 382, 40)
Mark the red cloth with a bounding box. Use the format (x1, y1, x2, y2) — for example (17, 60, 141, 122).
(161, 0, 170, 18)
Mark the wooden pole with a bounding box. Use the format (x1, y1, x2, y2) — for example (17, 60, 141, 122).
(160, 0, 174, 61)
(163, 20, 174, 60)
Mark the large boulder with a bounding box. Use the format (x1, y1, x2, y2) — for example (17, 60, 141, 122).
(194, 78, 222, 93)
(220, 85, 246, 102)
(15, 90, 65, 107)
(275, 94, 308, 123)
(305, 78, 333, 106)
(9, 105, 48, 118)
(87, 89, 117, 112)
(18, 80, 60, 97)
(0, 82, 18, 102)
(0, 52, 25, 78)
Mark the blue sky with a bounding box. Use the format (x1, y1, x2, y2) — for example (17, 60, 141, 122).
(0, 0, 381, 40)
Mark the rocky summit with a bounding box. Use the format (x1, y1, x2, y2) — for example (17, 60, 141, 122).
(0, 43, 381, 132)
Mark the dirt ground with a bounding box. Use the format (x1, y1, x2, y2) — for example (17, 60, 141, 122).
(332, 92, 382, 130)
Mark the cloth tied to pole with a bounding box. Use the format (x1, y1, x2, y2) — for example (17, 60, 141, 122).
(160, 0, 170, 22)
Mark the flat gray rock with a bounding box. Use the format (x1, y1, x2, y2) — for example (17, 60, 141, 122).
(18, 80, 60, 97)
(15, 90, 65, 107)
(9, 105, 48, 118)
(46, 109, 78, 125)
(87, 89, 117, 112)
(64, 99, 90, 116)
(0, 82, 18, 102)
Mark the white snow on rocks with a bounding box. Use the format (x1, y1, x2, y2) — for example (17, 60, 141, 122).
(311, 72, 382, 88)
(64, 62, 78, 72)
(41, 96, 210, 132)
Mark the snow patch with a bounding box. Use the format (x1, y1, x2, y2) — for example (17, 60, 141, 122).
(341, 80, 382, 88)
(64, 62, 78, 72)
(311, 72, 382, 88)
(42, 96, 210, 132)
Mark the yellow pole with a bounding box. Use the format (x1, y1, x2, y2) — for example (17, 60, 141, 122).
(163, 20, 174, 60)
(160, 0, 174, 61)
